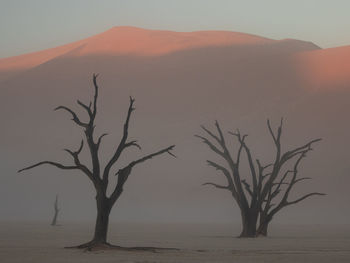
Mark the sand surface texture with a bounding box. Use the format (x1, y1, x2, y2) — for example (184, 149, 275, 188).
(0, 222, 349, 263)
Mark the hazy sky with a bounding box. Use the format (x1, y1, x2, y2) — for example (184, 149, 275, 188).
(1, 0, 350, 58)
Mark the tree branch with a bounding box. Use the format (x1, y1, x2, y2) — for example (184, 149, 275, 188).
(228, 130, 247, 165)
(294, 177, 312, 184)
(267, 119, 277, 143)
(63, 140, 94, 179)
(109, 145, 175, 203)
(201, 124, 222, 145)
(125, 140, 142, 150)
(241, 179, 253, 197)
(103, 96, 135, 182)
(64, 140, 84, 156)
(126, 145, 176, 168)
(18, 161, 80, 173)
(214, 120, 226, 144)
(202, 182, 230, 190)
(206, 160, 237, 197)
(229, 130, 258, 203)
(281, 138, 322, 164)
(92, 73, 99, 118)
(195, 134, 225, 158)
(77, 100, 93, 118)
(54, 106, 88, 127)
(96, 133, 108, 149)
(286, 192, 326, 206)
(270, 170, 293, 199)
(267, 118, 283, 145)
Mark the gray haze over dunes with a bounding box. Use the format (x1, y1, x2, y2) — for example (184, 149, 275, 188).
(0, 27, 349, 227)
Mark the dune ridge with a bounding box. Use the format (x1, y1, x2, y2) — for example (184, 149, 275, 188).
(0, 26, 275, 72)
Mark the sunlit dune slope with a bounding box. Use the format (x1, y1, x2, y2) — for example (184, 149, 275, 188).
(0, 26, 275, 72)
(294, 45, 350, 88)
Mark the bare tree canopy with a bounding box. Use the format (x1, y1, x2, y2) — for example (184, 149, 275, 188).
(19, 74, 176, 249)
(196, 119, 325, 237)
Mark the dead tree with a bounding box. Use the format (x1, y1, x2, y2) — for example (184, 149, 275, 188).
(19, 74, 175, 249)
(51, 194, 59, 226)
(196, 119, 325, 237)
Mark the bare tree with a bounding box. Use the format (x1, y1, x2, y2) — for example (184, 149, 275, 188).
(51, 194, 59, 226)
(196, 119, 325, 237)
(19, 74, 175, 249)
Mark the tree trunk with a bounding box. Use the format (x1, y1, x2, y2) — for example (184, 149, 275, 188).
(51, 209, 58, 226)
(92, 195, 111, 244)
(256, 215, 271, 237)
(239, 210, 258, 237)
(51, 195, 59, 226)
(257, 222, 269, 237)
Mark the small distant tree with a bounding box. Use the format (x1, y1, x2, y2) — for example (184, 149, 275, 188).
(51, 194, 59, 226)
(196, 119, 325, 237)
(19, 74, 175, 249)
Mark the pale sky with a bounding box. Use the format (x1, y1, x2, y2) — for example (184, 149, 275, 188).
(1, 0, 350, 58)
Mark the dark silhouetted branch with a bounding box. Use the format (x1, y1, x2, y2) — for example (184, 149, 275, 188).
(286, 192, 326, 206)
(109, 145, 176, 203)
(18, 161, 79, 173)
(203, 182, 230, 190)
(103, 96, 135, 181)
(194, 134, 225, 158)
(96, 133, 108, 149)
(54, 106, 88, 127)
(241, 179, 253, 197)
(125, 140, 142, 150)
(77, 100, 93, 118)
(92, 73, 99, 118)
(127, 145, 176, 168)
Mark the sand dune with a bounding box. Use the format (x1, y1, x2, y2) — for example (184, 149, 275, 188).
(74, 26, 276, 56)
(294, 45, 350, 88)
(0, 39, 83, 72)
(0, 26, 275, 73)
(1, 27, 350, 239)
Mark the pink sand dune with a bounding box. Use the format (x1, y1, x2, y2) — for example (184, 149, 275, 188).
(75, 26, 274, 56)
(0, 26, 274, 72)
(295, 45, 350, 88)
(0, 41, 84, 72)
(2, 26, 349, 91)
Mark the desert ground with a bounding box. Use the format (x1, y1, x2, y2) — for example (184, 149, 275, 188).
(0, 222, 349, 263)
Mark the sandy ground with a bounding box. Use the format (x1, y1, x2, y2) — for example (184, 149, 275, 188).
(0, 222, 349, 263)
